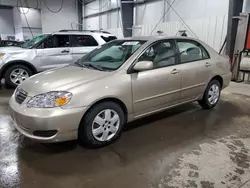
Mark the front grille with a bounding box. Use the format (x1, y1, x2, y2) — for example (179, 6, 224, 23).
(15, 88, 28, 104)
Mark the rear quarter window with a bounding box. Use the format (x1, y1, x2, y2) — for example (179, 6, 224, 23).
(101, 36, 117, 42)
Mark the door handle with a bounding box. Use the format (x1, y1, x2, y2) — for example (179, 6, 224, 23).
(205, 62, 211, 67)
(171, 69, 180, 74)
(61, 50, 70, 53)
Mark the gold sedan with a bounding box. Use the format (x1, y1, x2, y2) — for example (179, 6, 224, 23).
(9, 36, 231, 147)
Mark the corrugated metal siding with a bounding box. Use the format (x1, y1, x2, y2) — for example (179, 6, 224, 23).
(133, 15, 228, 52)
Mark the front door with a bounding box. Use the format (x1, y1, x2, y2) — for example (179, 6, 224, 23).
(176, 39, 213, 102)
(131, 40, 182, 117)
(35, 34, 73, 71)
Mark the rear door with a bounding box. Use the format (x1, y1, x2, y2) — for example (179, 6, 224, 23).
(35, 34, 73, 71)
(71, 35, 99, 62)
(176, 39, 212, 102)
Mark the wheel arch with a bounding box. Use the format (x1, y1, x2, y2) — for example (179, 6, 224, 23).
(210, 75, 223, 88)
(80, 97, 128, 126)
(0, 60, 38, 78)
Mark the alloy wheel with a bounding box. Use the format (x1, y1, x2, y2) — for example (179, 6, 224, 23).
(10, 68, 29, 85)
(92, 109, 120, 142)
(208, 84, 220, 105)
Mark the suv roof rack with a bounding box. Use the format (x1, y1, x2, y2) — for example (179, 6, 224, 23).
(59, 30, 111, 34)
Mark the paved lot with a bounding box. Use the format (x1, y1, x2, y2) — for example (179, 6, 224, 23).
(0, 83, 250, 188)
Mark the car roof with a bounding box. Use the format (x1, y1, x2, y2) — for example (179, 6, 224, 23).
(118, 36, 218, 55)
(119, 36, 213, 49)
(120, 35, 201, 42)
(52, 30, 115, 36)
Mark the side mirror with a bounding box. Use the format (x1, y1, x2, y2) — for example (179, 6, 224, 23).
(133, 61, 153, 72)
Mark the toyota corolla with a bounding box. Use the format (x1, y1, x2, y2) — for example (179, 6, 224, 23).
(9, 36, 231, 147)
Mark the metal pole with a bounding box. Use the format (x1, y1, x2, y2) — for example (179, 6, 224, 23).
(226, 0, 243, 59)
(120, 0, 134, 37)
(77, 0, 83, 30)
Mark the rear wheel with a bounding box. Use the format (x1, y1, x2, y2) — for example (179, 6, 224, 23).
(4, 65, 32, 88)
(198, 80, 221, 109)
(78, 101, 125, 147)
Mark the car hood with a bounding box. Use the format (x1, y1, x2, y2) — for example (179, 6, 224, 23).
(20, 65, 111, 96)
(0, 46, 24, 53)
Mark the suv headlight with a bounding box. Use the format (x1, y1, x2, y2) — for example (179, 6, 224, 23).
(27, 91, 72, 108)
(0, 53, 5, 57)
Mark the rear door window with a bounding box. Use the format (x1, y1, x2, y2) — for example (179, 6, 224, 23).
(71, 35, 98, 47)
(177, 40, 210, 63)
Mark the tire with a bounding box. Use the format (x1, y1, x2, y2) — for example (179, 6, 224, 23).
(4, 64, 33, 88)
(78, 101, 125, 147)
(198, 79, 221, 109)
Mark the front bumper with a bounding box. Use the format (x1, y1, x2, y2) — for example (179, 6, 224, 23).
(9, 94, 88, 143)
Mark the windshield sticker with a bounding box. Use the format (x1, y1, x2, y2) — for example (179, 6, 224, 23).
(122, 41, 139, 46)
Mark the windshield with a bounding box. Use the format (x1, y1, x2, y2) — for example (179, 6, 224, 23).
(77, 40, 146, 71)
(22, 34, 48, 49)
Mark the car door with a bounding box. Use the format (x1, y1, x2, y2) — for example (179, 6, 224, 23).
(71, 35, 99, 62)
(35, 34, 73, 71)
(131, 40, 182, 117)
(176, 39, 212, 102)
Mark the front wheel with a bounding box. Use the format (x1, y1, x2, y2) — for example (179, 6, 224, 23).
(198, 80, 221, 109)
(78, 101, 125, 147)
(4, 65, 33, 88)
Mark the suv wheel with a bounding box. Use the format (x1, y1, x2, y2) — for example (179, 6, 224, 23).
(4, 65, 32, 88)
(79, 101, 125, 147)
(198, 80, 221, 109)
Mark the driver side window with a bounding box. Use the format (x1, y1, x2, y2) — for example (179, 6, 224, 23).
(42, 35, 70, 49)
(138, 40, 176, 69)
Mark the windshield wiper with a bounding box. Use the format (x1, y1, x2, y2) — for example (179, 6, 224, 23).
(74, 61, 83, 67)
(83, 63, 105, 71)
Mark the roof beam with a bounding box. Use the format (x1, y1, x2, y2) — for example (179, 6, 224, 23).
(84, 7, 120, 19)
(84, 0, 96, 5)
(0, 0, 41, 9)
(121, 0, 162, 5)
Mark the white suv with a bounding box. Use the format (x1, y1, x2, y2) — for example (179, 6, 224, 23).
(0, 30, 117, 87)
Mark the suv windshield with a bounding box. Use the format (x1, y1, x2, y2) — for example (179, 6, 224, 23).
(22, 34, 48, 49)
(77, 40, 146, 71)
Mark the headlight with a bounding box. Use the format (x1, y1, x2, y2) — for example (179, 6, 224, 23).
(27, 91, 72, 108)
(0, 53, 5, 57)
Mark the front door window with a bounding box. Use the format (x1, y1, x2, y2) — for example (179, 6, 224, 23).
(43, 35, 70, 48)
(138, 40, 176, 69)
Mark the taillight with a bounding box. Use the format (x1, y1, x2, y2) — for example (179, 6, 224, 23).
(229, 58, 232, 65)
(225, 55, 231, 65)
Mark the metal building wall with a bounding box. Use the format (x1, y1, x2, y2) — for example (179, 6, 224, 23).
(133, 0, 229, 51)
(83, 0, 123, 37)
(133, 15, 228, 52)
(81, 0, 230, 47)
